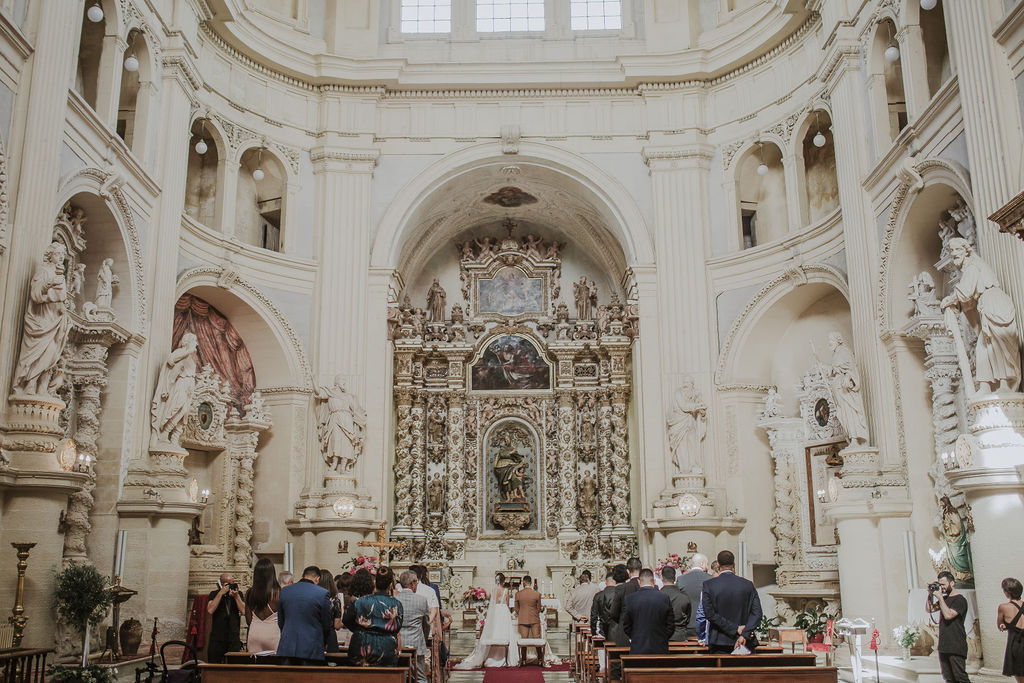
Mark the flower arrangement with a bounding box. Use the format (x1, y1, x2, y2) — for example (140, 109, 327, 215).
(48, 664, 116, 683)
(462, 586, 490, 609)
(794, 604, 839, 640)
(344, 555, 379, 574)
(892, 623, 921, 649)
(654, 553, 688, 574)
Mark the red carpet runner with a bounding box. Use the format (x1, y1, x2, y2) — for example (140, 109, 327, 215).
(479, 663, 570, 683)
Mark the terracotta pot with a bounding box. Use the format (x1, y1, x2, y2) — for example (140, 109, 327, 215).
(119, 618, 143, 656)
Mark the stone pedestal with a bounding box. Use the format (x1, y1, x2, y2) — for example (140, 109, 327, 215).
(948, 392, 1024, 673)
(3, 396, 65, 469)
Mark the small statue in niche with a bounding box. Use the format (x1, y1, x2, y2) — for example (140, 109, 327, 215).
(188, 516, 203, 546)
(427, 472, 445, 512)
(759, 387, 781, 420)
(948, 200, 977, 247)
(573, 276, 597, 321)
(96, 258, 119, 309)
(426, 278, 446, 322)
(941, 237, 1021, 393)
(578, 469, 598, 519)
(70, 263, 86, 304)
(412, 308, 426, 337)
(150, 333, 199, 447)
(908, 271, 941, 317)
(939, 495, 975, 585)
(596, 305, 610, 335)
(824, 332, 869, 446)
(666, 376, 707, 474)
(314, 375, 367, 473)
(494, 450, 527, 503)
(12, 242, 72, 398)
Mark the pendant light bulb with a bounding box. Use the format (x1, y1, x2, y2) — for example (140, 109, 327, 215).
(124, 53, 139, 72)
(920, 0, 937, 10)
(757, 163, 769, 176)
(194, 139, 208, 155)
(884, 43, 900, 63)
(87, 2, 104, 22)
(813, 131, 827, 148)
(252, 167, 265, 181)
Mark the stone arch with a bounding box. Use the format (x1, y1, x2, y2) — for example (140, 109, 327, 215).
(174, 267, 312, 390)
(233, 144, 291, 251)
(791, 108, 839, 226)
(57, 167, 147, 331)
(867, 17, 908, 148)
(184, 115, 230, 229)
(734, 140, 789, 247)
(877, 158, 972, 331)
(715, 264, 850, 388)
(371, 141, 654, 273)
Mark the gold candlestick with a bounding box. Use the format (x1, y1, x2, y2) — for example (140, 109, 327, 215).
(9, 542, 36, 647)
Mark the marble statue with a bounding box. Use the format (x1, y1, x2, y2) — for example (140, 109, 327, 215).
(11, 242, 73, 398)
(70, 263, 86, 301)
(150, 333, 199, 447)
(459, 241, 475, 260)
(940, 238, 1021, 393)
(939, 496, 974, 582)
(475, 236, 496, 257)
(825, 332, 869, 446)
(760, 387, 782, 419)
(314, 375, 367, 473)
(544, 241, 563, 260)
(578, 469, 598, 518)
(908, 271, 940, 317)
(427, 471, 444, 511)
(666, 376, 707, 474)
(948, 201, 977, 247)
(573, 276, 597, 321)
(596, 305, 610, 335)
(96, 258, 119, 309)
(451, 303, 464, 324)
(494, 449, 527, 502)
(522, 234, 542, 258)
(426, 278, 446, 322)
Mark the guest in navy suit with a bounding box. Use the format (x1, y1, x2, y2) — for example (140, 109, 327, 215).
(701, 550, 763, 654)
(621, 569, 674, 655)
(276, 565, 339, 665)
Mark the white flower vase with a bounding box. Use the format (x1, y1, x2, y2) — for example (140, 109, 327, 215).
(901, 646, 912, 661)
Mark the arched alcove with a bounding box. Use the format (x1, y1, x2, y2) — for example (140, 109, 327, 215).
(75, 3, 105, 110)
(117, 29, 153, 154)
(184, 118, 223, 228)
(920, 0, 951, 98)
(797, 110, 839, 225)
(736, 141, 788, 248)
(869, 18, 908, 146)
(236, 147, 286, 251)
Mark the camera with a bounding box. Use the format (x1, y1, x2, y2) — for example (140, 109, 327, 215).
(928, 582, 941, 593)
(228, 582, 239, 591)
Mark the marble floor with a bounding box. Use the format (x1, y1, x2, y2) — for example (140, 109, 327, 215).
(446, 625, 573, 682)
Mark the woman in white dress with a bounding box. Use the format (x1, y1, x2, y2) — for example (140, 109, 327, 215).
(456, 573, 520, 668)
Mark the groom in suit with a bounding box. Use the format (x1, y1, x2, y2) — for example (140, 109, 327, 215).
(622, 569, 674, 654)
(276, 565, 339, 665)
(701, 550, 763, 654)
(514, 575, 543, 639)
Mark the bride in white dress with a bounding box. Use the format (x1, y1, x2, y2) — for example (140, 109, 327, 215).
(455, 573, 520, 668)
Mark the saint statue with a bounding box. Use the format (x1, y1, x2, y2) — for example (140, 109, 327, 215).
(426, 278, 446, 322)
(578, 469, 598, 519)
(70, 263, 86, 302)
(150, 333, 199, 447)
(940, 238, 1021, 393)
(760, 387, 781, 420)
(908, 271, 940, 317)
(666, 376, 707, 474)
(96, 258, 119, 309)
(314, 375, 367, 473)
(427, 472, 445, 511)
(939, 496, 974, 584)
(494, 450, 527, 502)
(825, 332, 869, 446)
(12, 242, 73, 398)
(573, 276, 597, 321)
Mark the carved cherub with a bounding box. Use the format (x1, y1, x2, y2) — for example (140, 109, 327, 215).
(475, 236, 497, 257)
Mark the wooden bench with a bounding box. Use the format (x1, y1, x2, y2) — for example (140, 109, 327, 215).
(621, 653, 817, 669)
(623, 666, 838, 682)
(200, 663, 408, 682)
(222, 651, 415, 682)
(607, 646, 790, 683)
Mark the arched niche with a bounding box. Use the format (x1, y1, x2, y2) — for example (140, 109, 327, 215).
(919, 0, 951, 98)
(75, 2, 106, 110)
(869, 18, 908, 147)
(481, 417, 542, 535)
(736, 141, 788, 248)
(236, 146, 287, 252)
(117, 28, 156, 158)
(184, 118, 225, 229)
(795, 110, 839, 226)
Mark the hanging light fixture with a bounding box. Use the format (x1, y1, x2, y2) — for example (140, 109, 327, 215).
(194, 120, 208, 155)
(812, 111, 828, 148)
(884, 23, 900, 63)
(86, 1, 104, 22)
(920, 0, 937, 10)
(252, 148, 265, 181)
(756, 142, 769, 176)
(124, 35, 139, 72)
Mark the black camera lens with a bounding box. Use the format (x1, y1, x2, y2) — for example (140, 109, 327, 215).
(229, 582, 239, 591)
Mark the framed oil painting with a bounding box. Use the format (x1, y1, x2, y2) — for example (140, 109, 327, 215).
(477, 266, 544, 317)
(470, 335, 552, 391)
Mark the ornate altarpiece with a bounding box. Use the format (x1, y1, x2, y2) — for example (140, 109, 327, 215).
(389, 227, 639, 578)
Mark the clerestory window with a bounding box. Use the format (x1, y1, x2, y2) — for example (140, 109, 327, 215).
(477, 0, 545, 32)
(570, 0, 622, 30)
(400, 0, 453, 33)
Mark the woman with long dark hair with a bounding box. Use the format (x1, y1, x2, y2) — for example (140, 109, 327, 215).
(244, 558, 281, 652)
(336, 573, 355, 646)
(320, 568, 344, 631)
(344, 566, 404, 666)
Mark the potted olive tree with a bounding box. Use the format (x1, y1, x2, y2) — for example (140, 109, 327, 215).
(53, 562, 113, 668)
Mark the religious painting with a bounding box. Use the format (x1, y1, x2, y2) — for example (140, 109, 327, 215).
(470, 335, 551, 391)
(813, 398, 830, 427)
(477, 266, 544, 317)
(805, 441, 843, 546)
(484, 419, 539, 534)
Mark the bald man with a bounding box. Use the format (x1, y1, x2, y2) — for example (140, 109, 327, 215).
(676, 553, 711, 638)
(207, 572, 245, 662)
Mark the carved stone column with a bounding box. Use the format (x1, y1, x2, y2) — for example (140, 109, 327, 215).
(444, 393, 466, 547)
(556, 390, 578, 538)
(392, 388, 415, 534)
(596, 394, 614, 532)
(224, 403, 271, 568)
(409, 392, 427, 533)
(608, 392, 630, 530)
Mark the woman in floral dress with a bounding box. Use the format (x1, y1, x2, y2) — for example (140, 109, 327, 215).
(344, 566, 404, 666)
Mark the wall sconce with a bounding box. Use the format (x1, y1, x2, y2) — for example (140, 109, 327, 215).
(87, 1, 104, 22)
(333, 496, 356, 518)
(816, 489, 827, 504)
(73, 452, 93, 473)
(940, 451, 958, 471)
(200, 489, 211, 504)
(677, 494, 701, 517)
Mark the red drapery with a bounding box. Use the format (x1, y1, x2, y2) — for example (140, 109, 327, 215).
(172, 294, 256, 412)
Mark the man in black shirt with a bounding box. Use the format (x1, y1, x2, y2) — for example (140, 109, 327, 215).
(206, 572, 244, 663)
(927, 571, 971, 682)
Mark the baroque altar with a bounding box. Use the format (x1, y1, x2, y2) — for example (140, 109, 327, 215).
(389, 222, 638, 590)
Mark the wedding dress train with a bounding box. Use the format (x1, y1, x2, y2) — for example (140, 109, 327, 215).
(455, 585, 520, 668)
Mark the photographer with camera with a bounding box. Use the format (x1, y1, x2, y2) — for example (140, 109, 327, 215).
(207, 573, 245, 663)
(926, 571, 971, 682)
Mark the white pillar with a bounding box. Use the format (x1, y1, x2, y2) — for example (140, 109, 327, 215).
(897, 24, 932, 120)
(93, 34, 125, 127)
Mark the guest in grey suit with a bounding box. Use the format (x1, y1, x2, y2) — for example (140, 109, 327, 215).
(395, 570, 430, 683)
(676, 553, 712, 638)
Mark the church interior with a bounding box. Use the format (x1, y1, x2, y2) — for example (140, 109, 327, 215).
(1, 0, 1024, 680)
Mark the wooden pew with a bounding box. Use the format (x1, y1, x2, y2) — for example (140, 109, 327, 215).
(200, 663, 408, 683)
(622, 666, 838, 683)
(222, 651, 415, 682)
(608, 646, 794, 683)
(621, 653, 817, 669)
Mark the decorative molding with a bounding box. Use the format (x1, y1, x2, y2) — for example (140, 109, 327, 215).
(0, 131, 8, 255)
